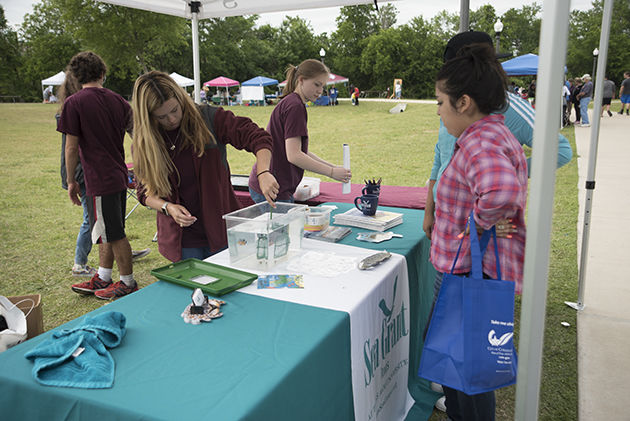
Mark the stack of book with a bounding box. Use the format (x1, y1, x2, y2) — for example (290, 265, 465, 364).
(333, 208, 403, 232)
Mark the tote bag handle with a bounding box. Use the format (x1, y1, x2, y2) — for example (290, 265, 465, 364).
(449, 211, 502, 280)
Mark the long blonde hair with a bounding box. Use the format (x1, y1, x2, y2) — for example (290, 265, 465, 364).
(281, 59, 330, 98)
(131, 71, 215, 198)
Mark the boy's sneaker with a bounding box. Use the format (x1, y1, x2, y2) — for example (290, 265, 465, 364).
(132, 248, 151, 262)
(71, 273, 112, 295)
(430, 382, 444, 394)
(608, 110, 613, 117)
(95, 281, 138, 300)
(72, 264, 97, 277)
(435, 395, 447, 412)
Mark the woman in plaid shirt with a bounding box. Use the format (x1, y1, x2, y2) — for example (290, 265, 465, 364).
(430, 44, 528, 420)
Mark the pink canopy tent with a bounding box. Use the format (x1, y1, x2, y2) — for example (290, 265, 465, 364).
(278, 72, 349, 87)
(203, 76, 240, 88)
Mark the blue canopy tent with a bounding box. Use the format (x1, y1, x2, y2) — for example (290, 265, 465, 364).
(241, 76, 278, 87)
(502, 53, 539, 76)
(502, 53, 567, 77)
(241, 76, 278, 104)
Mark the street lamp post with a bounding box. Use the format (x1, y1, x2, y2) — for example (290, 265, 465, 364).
(494, 20, 504, 55)
(592, 48, 599, 81)
(320, 48, 326, 64)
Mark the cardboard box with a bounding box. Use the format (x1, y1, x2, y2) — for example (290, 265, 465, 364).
(7, 294, 43, 339)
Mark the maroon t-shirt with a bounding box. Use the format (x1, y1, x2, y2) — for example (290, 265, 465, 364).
(58, 87, 131, 196)
(249, 92, 308, 200)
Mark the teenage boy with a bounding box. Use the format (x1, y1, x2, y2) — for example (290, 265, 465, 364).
(619, 72, 630, 115)
(58, 51, 137, 300)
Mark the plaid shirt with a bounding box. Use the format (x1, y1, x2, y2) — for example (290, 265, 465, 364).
(430, 114, 528, 293)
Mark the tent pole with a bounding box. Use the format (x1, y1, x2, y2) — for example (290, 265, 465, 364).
(565, 0, 614, 312)
(458, 0, 469, 32)
(191, 1, 201, 104)
(514, 0, 570, 419)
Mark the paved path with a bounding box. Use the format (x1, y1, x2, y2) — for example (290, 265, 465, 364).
(574, 108, 630, 420)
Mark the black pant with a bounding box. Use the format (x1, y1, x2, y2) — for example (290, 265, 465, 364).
(443, 386, 496, 421)
(573, 101, 581, 122)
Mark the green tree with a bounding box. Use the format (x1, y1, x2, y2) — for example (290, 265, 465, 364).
(330, 5, 379, 90)
(469, 4, 498, 35)
(18, 0, 81, 101)
(500, 4, 542, 56)
(0, 6, 22, 98)
(567, 0, 630, 84)
(376, 3, 398, 30)
(273, 16, 321, 72)
(55, 0, 188, 94)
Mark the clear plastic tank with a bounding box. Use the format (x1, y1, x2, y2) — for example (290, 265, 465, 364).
(223, 202, 307, 269)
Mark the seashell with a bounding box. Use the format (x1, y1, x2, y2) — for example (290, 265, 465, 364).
(358, 251, 392, 270)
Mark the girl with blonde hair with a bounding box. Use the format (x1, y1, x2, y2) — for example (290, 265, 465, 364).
(132, 71, 279, 262)
(248, 59, 351, 203)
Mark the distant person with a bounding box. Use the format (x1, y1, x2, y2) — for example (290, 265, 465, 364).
(619, 71, 630, 115)
(528, 78, 536, 106)
(577, 73, 593, 127)
(571, 77, 583, 123)
(352, 86, 360, 106)
(565, 78, 575, 120)
(562, 82, 571, 126)
(601, 75, 615, 117)
(43, 85, 53, 103)
(248, 59, 351, 204)
(58, 51, 137, 300)
(329, 86, 338, 105)
(131, 71, 279, 262)
(395, 82, 402, 99)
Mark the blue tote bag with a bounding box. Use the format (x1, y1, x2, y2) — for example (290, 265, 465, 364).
(418, 214, 517, 395)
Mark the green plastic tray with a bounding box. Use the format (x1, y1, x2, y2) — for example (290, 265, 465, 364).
(150, 258, 257, 296)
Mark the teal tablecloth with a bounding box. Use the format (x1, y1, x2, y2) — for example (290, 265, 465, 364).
(326, 202, 441, 420)
(0, 282, 353, 421)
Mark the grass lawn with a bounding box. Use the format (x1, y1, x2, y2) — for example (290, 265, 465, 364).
(0, 101, 577, 420)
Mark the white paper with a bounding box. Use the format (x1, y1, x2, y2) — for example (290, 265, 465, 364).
(190, 275, 220, 285)
(342, 143, 351, 194)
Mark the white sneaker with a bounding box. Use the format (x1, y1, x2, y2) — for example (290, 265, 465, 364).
(430, 382, 444, 393)
(435, 395, 446, 412)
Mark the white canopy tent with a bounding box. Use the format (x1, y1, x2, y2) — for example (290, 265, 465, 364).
(41, 71, 66, 86)
(41, 70, 66, 101)
(96, 0, 384, 104)
(169, 72, 195, 87)
(92, 0, 615, 417)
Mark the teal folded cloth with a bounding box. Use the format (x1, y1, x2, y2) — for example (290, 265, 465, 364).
(24, 311, 126, 388)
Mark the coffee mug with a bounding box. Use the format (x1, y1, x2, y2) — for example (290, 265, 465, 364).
(362, 184, 381, 196)
(354, 194, 379, 216)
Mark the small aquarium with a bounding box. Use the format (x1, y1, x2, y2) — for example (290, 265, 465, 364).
(223, 202, 307, 269)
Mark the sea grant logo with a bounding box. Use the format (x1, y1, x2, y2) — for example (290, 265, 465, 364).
(363, 276, 409, 387)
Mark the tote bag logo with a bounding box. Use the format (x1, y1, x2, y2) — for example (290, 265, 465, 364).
(487, 330, 513, 347)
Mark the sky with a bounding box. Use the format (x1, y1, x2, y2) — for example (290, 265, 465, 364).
(2, 0, 595, 32)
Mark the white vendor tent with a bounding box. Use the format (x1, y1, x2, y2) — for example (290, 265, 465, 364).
(169, 72, 195, 87)
(41, 71, 66, 86)
(95, 0, 384, 104)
